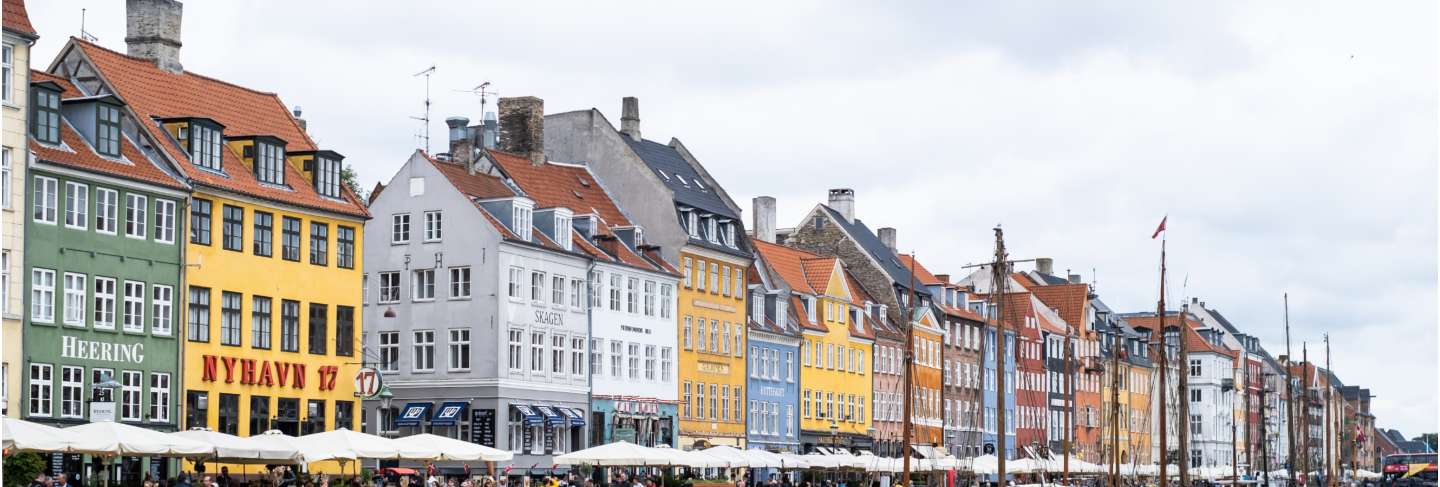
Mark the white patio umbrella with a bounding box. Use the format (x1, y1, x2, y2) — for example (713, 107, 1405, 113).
(64, 421, 212, 456)
(3, 416, 79, 453)
(250, 430, 353, 464)
(703, 445, 757, 468)
(553, 441, 673, 466)
(170, 429, 298, 463)
(301, 428, 437, 460)
(971, 455, 999, 475)
(668, 448, 730, 468)
(391, 433, 513, 462)
(775, 452, 812, 469)
(1008, 458, 1044, 474)
(739, 448, 786, 469)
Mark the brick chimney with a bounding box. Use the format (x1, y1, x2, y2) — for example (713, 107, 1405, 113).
(828, 188, 855, 223)
(878, 227, 896, 252)
(752, 196, 776, 243)
(446, 116, 475, 171)
(620, 97, 641, 141)
(498, 96, 545, 166)
(125, 0, 184, 74)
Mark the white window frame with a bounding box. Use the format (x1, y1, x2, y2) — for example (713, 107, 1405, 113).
(412, 269, 435, 301)
(120, 370, 142, 421)
(125, 194, 148, 239)
(154, 199, 176, 244)
(412, 329, 435, 372)
(93, 277, 116, 330)
(28, 363, 52, 417)
(148, 372, 171, 423)
(59, 366, 83, 419)
(424, 210, 443, 242)
(379, 331, 400, 372)
(391, 213, 410, 244)
(64, 181, 88, 229)
(122, 280, 145, 333)
(62, 273, 86, 326)
(379, 271, 401, 303)
(95, 188, 118, 234)
(448, 328, 470, 371)
(30, 268, 55, 323)
(449, 266, 471, 299)
(33, 176, 58, 225)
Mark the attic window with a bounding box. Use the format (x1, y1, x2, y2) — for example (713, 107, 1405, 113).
(676, 174, 689, 187)
(577, 176, 591, 188)
(571, 190, 583, 199)
(657, 169, 670, 180)
(255, 140, 286, 185)
(189, 120, 224, 171)
(722, 222, 736, 248)
(694, 178, 706, 190)
(31, 86, 61, 145)
(705, 216, 717, 243)
(685, 211, 698, 239)
(315, 155, 343, 198)
(95, 103, 122, 157)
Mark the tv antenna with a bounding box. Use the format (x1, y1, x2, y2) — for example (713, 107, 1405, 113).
(80, 8, 98, 42)
(411, 65, 437, 153)
(454, 81, 497, 118)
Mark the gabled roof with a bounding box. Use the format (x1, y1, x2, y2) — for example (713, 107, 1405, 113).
(3, 0, 37, 38)
(752, 240, 822, 296)
(65, 38, 368, 218)
(1027, 283, 1089, 330)
(843, 273, 877, 340)
(817, 205, 924, 293)
(28, 71, 187, 191)
(1122, 312, 1236, 359)
(620, 136, 749, 258)
(897, 254, 943, 286)
(489, 151, 671, 275)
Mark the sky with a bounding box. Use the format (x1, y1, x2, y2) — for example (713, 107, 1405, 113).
(26, 1, 1437, 435)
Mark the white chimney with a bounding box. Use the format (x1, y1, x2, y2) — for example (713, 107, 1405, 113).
(753, 196, 776, 243)
(878, 227, 896, 252)
(621, 97, 641, 141)
(828, 188, 855, 223)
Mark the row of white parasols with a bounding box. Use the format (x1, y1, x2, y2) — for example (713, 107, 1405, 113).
(2, 417, 514, 463)
(553, 442, 1047, 474)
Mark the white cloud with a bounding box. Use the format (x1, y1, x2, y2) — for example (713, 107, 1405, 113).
(26, 0, 1436, 434)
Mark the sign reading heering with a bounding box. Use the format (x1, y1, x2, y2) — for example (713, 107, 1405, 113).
(60, 336, 145, 365)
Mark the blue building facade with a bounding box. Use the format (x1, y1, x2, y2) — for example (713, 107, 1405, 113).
(983, 326, 1019, 459)
(745, 331, 801, 452)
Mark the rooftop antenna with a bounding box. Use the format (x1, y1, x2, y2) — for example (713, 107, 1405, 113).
(454, 81, 497, 119)
(411, 65, 437, 153)
(80, 8, 98, 42)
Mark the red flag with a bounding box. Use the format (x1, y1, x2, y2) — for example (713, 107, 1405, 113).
(1151, 216, 1167, 239)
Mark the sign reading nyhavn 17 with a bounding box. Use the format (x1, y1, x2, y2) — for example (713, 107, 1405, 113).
(199, 355, 342, 391)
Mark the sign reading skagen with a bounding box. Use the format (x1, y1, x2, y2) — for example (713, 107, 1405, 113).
(60, 336, 145, 365)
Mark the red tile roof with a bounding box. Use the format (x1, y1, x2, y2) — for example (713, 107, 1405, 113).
(752, 240, 822, 295)
(843, 274, 877, 340)
(791, 295, 825, 333)
(799, 257, 836, 295)
(1028, 283, 1090, 331)
(1125, 314, 1236, 359)
(68, 38, 368, 218)
(28, 71, 188, 190)
(897, 254, 943, 286)
(428, 154, 514, 200)
(3, 0, 36, 37)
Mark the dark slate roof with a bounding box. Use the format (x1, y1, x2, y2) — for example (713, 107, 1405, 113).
(1209, 309, 1244, 336)
(819, 205, 927, 295)
(621, 136, 749, 258)
(623, 137, 736, 218)
(1030, 271, 1071, 286)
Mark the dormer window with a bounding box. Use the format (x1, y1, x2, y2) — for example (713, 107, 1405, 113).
(31, 86, 61, 145)
(95, 104, 122, 157)
(555, 213, 572, 251)
(706, 216, 718, 243)
(189, 120, 224, 171)
(722, 221, 736, 247)
(511, 201, 533, 243)
(315, 155, 342, 198)
(685, 211, 698, 239)
(254, 139, 286, 185)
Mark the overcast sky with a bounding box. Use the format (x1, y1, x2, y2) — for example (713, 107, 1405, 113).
(28, 1, 1437, 435)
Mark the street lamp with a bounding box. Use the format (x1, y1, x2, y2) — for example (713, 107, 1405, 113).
(378, 386, 395, 437)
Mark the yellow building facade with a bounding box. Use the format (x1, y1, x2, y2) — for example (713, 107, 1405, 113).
(1, 6, 35, 417)
(1129, 365, 1153, 465)
(909, 310, 943, 447)
(677, 247, 750, 448)
(797, 262, 873, 447)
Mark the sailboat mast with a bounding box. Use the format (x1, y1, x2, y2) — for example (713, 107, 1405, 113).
(1156, 238, 1169, 487)
(1177, 300, 1192, 487)
(1285, 294, 1296, 486)
(1302, 342, 1310, 485)
(900, 252, 918, 486)
(1111, 318, 1121, 487)
(992, 227, 1009, 487)
(1065, 324, 1074, 485)
(1324, 335, 1333, 487)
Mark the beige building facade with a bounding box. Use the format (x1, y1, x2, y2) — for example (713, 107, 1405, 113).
(2, 0, 37, 418)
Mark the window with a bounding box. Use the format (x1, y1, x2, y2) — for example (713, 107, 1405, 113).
(512, 204, 532, 242)
(571, 337, 585, 376)
(252, 296, 273, 349)
(308, 303, 328, 355)
(683, 382, 692, 418)
(696, 384, 706, 419)
(32, 88, 63, 145)
(1190, 389, 1201, 403)
(123, 281, 145, 333)
(59, 366, 83, 419)
(695, 259, 705, 291)
(450, 267, 471, 299)
(379, 332, 400, 372)
(253, 211, 273, 256)
(1, 148, 10, 209)
(660, 284, 673, 318)
(148, 373, 171, 423)
(29, 363, 52, 417)
(627, 343, 640, 379)
(0, 44, 8, 102)
(424, 211, 443, 241)
(643, 281, 656, 316)
(608, 274, 621, 311)
(315, 156, 343, 198)
(610, 341, 623, 378)
(709, 263, 719, 293)
(33, 176, 57, 224)
(281, 216, 301, 261)
(590, 339, 603, 376)
(336, 306, 354, 357)
(96, 104, 123, 157)
(121, 371, 142, 421)
(186, 287, 210, 342)
(335, 400, 355, 431)
(413, 330, 435, 372)
(93, 277, 116, 329)
(683, 317, 693, 350)
(64, 182, 88, 229)
(682, 257, 692, 287)
(281, 300, 300, 352)
(1190, 359, 1202, 377)
(507, 329, 523, 371)
(218, 291, 242, 346)
(569, 278, 582, 308)
(216, 206, 241, 250)
(721, 267, 730, 296)
(185, 391, 208, 429)
(189, 121, 223, 171)
(337, 226, 356, 269)
(412, 269, 435, 301)
(531, 271, 545, 302)
(661, 347, 673, 382)
(709, 320, 718, 353)
(645, 345, 657, 380)
(722, 325, 730, 354)
(379, 272, 400, 303)
(552, 275, 565, 306)
(552, 335, 566, 374)
(62, 273, 85, 326)
(507, 267, 523, 299)
(589, 271, 602, 307)
(449, 329, 470, 371)
(626, 277, 638, 313)
(190, 198, 211, 244)
(735, 324, 744, 357)
(249, 396, 270, 435)
(530, 332, 545, 372)
(310, 222, 329, 265)
(392, 214, 410, 244)
(255, 141, 285, 185)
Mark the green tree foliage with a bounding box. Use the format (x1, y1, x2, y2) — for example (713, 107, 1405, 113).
(4, 452, 46, 487)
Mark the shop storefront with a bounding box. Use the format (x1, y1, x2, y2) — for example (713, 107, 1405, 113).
(591, 399, 677, 447)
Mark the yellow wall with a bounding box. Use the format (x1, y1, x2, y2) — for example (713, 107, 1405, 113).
(2, 34, 30, 418)
(798, 264, 870, 437)
(1130, 366, 1152, 464)
(676, 248, 749, 447)
(182, 190, 364, 438)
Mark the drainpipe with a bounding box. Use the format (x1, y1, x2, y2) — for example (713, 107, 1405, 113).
(585, 259, 596, 449)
